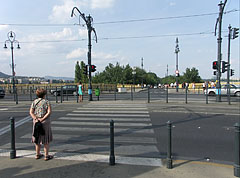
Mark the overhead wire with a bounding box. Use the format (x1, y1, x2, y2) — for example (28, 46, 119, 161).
(0, 9, 238, 27)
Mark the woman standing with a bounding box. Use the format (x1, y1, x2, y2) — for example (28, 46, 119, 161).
(78, 82, 83, 102)
(29, 88, 53, 161)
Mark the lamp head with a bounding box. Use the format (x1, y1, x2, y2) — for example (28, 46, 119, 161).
(4, 43, 7, 49)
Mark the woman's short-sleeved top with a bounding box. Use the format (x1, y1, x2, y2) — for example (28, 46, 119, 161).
(31, 98, 50, 118)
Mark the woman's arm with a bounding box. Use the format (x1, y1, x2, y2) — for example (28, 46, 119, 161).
(29, 108, 38, 121)
(39, 104, 52, 123)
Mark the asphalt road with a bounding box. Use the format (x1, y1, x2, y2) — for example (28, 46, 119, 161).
(0, 99, 239, 164)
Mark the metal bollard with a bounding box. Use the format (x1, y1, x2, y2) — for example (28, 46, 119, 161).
(30, 87, 33, 102)
(114, 86, 117, 101)
(60, 86, 63, 103)
(131, 85, 133, 101)
(76, 88, 79, 103)
(206, 84, 208, 104)
(55, 87, 58, 103)
(109, 120, 115, 165)
(46, 86, 48, 100)
(15, 88, 18, 105)
(185, 87, 188, 104)
(148, 86, 150, 103)
(166, 86, 169, 103)
(167, 121, 173, 169)
(10, 117, 16, 159)
(234, 122, 240, 177)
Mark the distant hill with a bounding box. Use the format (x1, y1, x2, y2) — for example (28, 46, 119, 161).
(0, 72, 10, 78)
(44, 76, 74, 81)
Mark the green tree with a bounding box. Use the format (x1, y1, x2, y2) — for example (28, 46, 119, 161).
(182, 67, 202, 83)
(74, 61, 81, 83)
(80, 61, 88, 83)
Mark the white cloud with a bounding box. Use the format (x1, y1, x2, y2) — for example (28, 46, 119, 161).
(169, 2, 176, 6)
(0, 25, 9, 31)
(91, 0, 114, 9)
(49, 0, 115, 23)
(48, 0, 82, 23)
(78, 29, 87, 37)
(66, 48, 87, 59)
(25, 28, 75, 42)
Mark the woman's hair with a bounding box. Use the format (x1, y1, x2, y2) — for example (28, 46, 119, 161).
(36, 88, 47, 98)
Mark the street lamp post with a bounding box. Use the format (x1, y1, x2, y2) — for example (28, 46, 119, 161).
(215, 0, 227, 102)
(141, 58, 144, 89)
(175, 38, 180, 92)
(71, 7, 97, 101)
(132, 67, 136, 92)
(4, 31, 20, 105)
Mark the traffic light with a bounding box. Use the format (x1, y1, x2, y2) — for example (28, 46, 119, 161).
(233, 28, 239, 39)
(83, 65, 88, 75)
(212, 61, 218, 70)
(221, 61, 228, 73)
(230, 69, 235, 76)
(213, 71, 217, 75)
(91, 65, 96, 72)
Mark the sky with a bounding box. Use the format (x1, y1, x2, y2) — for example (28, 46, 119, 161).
(0, 0, 239, 80)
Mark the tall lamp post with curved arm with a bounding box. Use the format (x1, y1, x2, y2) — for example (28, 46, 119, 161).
(4, 31, 20, 104)
(175, 37, 180, 92)
(71, 7, 97, 101)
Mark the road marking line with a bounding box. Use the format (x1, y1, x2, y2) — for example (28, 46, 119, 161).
(52, 126, 154, 133)
(77, 107, 148, 110)
(0, 108, 8, 111)
(58, 117, 151, 122)
(52, 121, 152, 127)
(67, 113, 150, 117)
(0, 149, 162, 167)
(151, 110, 240, 116)
(21, 133, 157, 144)
(73, 110, 149, 114)
(0, 116, 32, 136)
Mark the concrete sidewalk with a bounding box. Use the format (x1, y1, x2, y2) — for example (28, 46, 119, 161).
(0, 153, 234, 178)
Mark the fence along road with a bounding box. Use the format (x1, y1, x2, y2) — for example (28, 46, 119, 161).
(0, 101, 162, 166)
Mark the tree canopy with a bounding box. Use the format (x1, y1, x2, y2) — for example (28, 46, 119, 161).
(92, 63, 160, 85)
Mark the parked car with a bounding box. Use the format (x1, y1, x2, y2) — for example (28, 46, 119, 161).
(50, 85, 77, 96)
(0, 87, 5, 98)
(204, 84, 240, 96)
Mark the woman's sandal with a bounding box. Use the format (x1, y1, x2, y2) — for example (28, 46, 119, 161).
(44, 155, 54, 161)
(35, 154, 43, 160)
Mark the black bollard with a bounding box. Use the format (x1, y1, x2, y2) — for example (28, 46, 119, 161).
(148, 86, 150, 103)
(60, 86, 63, 103)
(15, 88, 18, 105)
(166, 86, 169, 103)
(55, 87, 58, 103)
(114, 85, 117, 101)
(185, 87, 188, 104)
(10, 117, 16, 159)
(167, 121, 173, 169)
(30, 87, 33, 102)
(109, 120, 115, 165)
(206, 84, 208, 104)
(76, 87, 79, 103)
(46, 86, 48, 100)
(131, 85, 133, 101)
(234, 122, 240, 177)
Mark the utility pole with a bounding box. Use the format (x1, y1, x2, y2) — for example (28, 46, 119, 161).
(141, 57, 144, 88)
(166, 64, 169, 77)
(175, 38, 180, 92)
(71, 7, 97, 101)
(215, 0, 227, 102)
(227, 25, 231, 104)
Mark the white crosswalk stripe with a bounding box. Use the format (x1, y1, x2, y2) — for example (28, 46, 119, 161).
(1, 102, 161, 165)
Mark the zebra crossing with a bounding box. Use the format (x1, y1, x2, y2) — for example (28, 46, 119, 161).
(0, 101, 162, 166)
